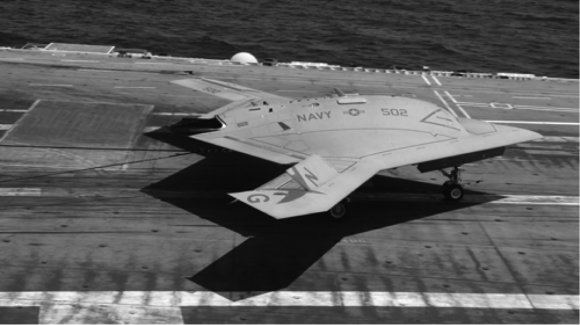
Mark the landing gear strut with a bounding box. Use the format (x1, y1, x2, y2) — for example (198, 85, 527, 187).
(440, 167, 465, 201)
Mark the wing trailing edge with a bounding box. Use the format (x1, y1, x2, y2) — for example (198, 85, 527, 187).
(229, 156, 378, 219)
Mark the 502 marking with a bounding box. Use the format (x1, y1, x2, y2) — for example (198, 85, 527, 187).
(381, 108, 408, 116)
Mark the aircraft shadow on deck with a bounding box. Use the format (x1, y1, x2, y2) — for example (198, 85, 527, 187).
(143, 130, 503, 301)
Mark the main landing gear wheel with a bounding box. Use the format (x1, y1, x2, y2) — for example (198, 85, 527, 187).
(329, 202, 347, 219)
(442, 182, 464, 201)
(440, 167, 465, 202)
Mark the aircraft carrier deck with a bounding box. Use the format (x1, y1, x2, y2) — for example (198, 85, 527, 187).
(0, 44, 578, 324)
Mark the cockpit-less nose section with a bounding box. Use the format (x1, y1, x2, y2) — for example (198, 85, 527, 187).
(168, 82, 542, 219)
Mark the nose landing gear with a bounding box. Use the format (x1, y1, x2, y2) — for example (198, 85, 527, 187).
(441, 167, 465, 201)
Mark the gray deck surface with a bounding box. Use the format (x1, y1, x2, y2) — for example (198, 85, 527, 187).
(0, 49, 578, 323)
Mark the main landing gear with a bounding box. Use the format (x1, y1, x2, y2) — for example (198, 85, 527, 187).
(329, 203, 347, 219)
(329, 198, 351, 220)
(440, 167, 465, 202)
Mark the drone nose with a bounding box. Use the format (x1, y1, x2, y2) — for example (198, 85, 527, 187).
(491, 123, 543, 143)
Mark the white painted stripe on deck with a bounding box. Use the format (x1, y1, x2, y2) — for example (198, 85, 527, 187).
(523, 149, 578, 157)
(37, 304, 183, 324)
(77, 69, 138, 73)
(492, 157, 545, 162)
(0, 99, 38, 143)
(2, 188, 576, 206)
(512, 96, 552, 100)
(152, 112, 204, 116)
(29, 83, 73, 87)
(359, 194, 578, 206)
(486, 120, 580, 126)
(431, 75, 442, 86)
(276, 90, 318, 93)
(444, 91, 471, 118)
(0, 188, 41, 196)
(0, 109, 28, 113)
(0, 124, 11, 131)
(135, 61, 174, 65)
(453, 102, 489, 108)
(0, 291, 577, 310)
(533, 136, 579, 143)
(114, 86, 157, 89)
(486, 195, 579, 206)
(433, 90, 458, 117)
(421, 75, 431, 86)
(513, 107, 580, 113)
(61, 59, 99, 63)
(26, 99, 41, 111)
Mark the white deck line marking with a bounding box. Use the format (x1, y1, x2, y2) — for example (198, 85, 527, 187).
(0, 99, 40, 142)
(2, 188, 577, 206)
(492, 157, 545, 162)
(118, 92, 195, 98)
(1, 109, 28, 113)
(486, 195, 579, 206)
(455, 102, 489, 107)
(514, 105, 579, 111)
(135, 61, 174, 65)
(525, 93, 578, 98)
(445, 92, 458, 103)
(39, 99, 153, 106)
(0, 124, 12, 131)
(114, 86, 157, 89)
(513, 107, 580, 113)
(276, 90, 318, 93)
(76, 69, 157, 75)
(61, 59, 99, 63)
(431, 75, 442, 86)
(426, 88, 579, 98)
(152, 112, 203, 116)
(29, 83, 73, 87)
(451, 100, 578, 112)
(421, 75, 431, 86)
(533, 136, 579, 143)
(433, 90, 458, 117)
(359, 194, 578, 205)
(486, 120, 580, 126)
(77, 69, 125, 73)
(0, 188, 41, 196)
(523, 149, 577, 157)
(512, 96, 552, 100)
(444, 91, 471, 118)
(0, 291, 577, 310)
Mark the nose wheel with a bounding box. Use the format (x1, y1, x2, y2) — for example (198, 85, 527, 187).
(441, 167, 465, 202)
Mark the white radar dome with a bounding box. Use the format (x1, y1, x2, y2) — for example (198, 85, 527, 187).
(231, 52, 258, 65)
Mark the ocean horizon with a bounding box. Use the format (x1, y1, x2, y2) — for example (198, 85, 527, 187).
(0, 0, 578, 78)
